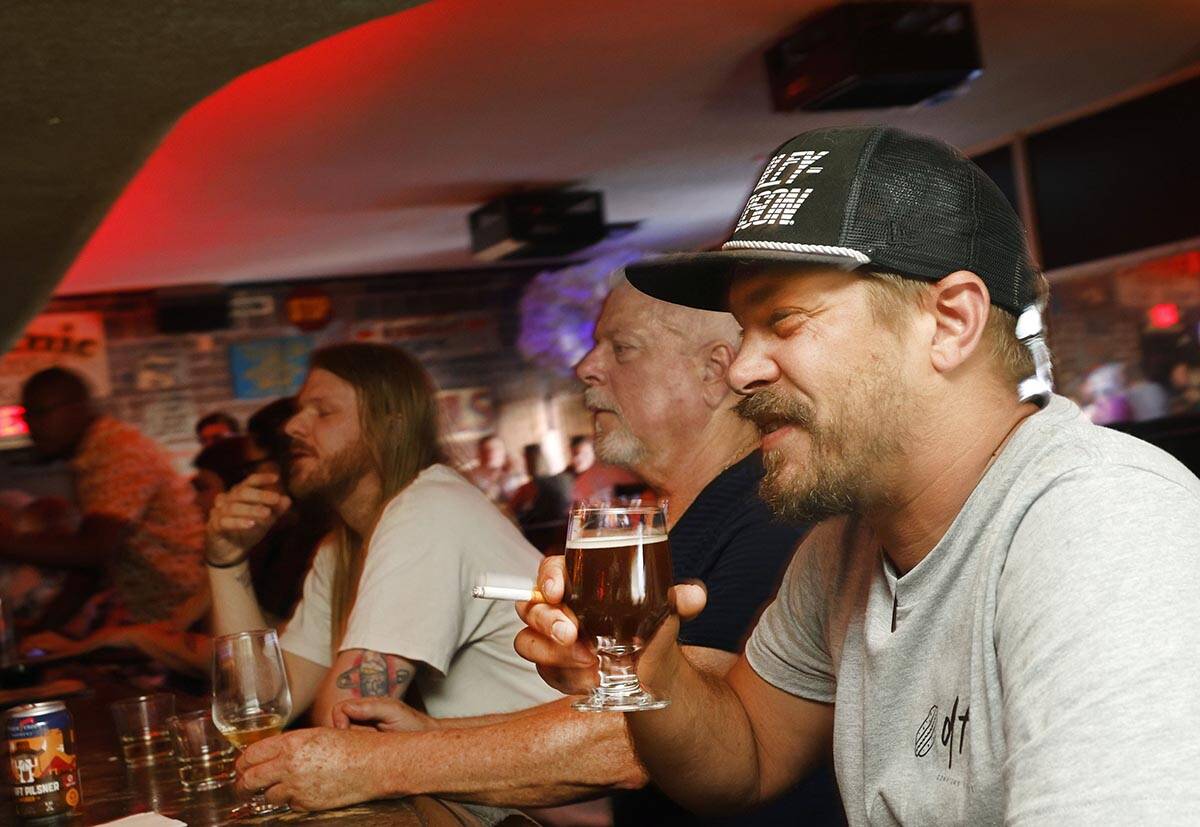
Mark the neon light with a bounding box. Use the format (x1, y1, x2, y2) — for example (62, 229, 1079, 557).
(0, 406, 29, 439)
(1148, 303, 1180, 329)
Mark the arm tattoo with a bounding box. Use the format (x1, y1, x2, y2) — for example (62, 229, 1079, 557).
(335, 650, 415, 698)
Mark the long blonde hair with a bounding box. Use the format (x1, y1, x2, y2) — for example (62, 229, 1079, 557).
(307, 343, 445, 651)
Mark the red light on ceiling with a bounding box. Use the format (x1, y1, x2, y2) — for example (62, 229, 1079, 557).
(1148, 303, 1180, 329)
(0, 406, 29, 439)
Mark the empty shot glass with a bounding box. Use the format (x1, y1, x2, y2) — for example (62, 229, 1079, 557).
(168, 710, 237, 792)
(110, 693, 176, 766)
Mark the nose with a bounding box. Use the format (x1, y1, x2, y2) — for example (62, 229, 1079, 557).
(575, 344, 604, 386)
(283, 411, 306, 442)
(727, 333, 781, 395)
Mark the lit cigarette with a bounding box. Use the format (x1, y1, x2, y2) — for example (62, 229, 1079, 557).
(471, 573, 545, 602)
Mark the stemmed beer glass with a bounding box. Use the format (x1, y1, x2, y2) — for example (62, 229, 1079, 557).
(211, 629, 292, 817)
(565, 503, 672, 712)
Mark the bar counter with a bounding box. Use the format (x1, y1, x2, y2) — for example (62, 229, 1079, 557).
(0, 663, 493, 826)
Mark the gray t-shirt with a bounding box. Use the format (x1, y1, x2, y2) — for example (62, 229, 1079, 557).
(746, 395, 1200, 825)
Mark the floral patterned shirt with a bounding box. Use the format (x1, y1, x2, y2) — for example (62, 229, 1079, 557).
(71, 416, 205, 622)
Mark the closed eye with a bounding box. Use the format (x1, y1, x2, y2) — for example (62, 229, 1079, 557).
(769, 310, 808, 337)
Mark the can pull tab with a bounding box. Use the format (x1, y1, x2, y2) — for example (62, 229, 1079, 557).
(1016, 304, 1053, 406)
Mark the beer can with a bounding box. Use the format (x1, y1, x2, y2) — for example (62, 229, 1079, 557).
(5, 701, 82, 819)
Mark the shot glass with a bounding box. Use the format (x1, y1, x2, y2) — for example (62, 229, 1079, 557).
(110, 693, 176, 766)
(168, 710, 237, 792)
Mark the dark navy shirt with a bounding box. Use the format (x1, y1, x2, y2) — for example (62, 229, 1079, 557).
(614, 452, 845, 826)
(671, 451, 804, 652)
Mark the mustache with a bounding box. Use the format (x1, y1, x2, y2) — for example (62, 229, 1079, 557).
(734, 389, 814, 434)
(582, 387, 621, 416)
(289, 441, 316, 458)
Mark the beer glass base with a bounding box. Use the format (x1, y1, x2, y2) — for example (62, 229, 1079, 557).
(572, 689, 669, 712)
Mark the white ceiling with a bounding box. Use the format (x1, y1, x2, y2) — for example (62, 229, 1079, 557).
(57, 0, 1200, 295)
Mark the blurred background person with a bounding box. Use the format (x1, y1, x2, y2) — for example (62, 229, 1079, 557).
(1081, 362, 1132, 425)
(194, 410, 240, 448)
(247, 397, 298, 482)
(0, 368, 207, 653)
(465, 433, 526, 507)
(1126, 361, 1170, 422)
(509, 442, 573, 552)
(192, 435, 271, 518)
(565, 432, 651, 504)
(568, 434, 595, 476)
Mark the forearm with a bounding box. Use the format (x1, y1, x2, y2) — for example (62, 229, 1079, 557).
(381, 699, 646, 807)
(208, 561, 269, 636)
(120, 628, 211, 677)
(430, 698, 564, 730)
(627, 649, 761, 814)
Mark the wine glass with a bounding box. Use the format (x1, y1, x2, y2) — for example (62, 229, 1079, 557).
(565, 503, 672, 711)
(211, 629, 293, 817)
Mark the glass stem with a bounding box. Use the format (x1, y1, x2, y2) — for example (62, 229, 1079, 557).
(596, 644, 641, 700)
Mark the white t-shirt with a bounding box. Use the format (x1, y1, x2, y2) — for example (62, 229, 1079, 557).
(280, 464, 561, 718)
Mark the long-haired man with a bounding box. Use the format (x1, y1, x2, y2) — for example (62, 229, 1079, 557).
(206, 343, 558, 735)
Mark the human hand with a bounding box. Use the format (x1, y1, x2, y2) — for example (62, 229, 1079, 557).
(513, 555, 708, 696)
(332, 697, 437, 733)
(236, 728, 394, 811)
(204, 473, 291, 564)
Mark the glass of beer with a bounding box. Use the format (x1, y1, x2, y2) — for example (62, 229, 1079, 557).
(211, 629, 292, 817)
(565, 503, 672, 712)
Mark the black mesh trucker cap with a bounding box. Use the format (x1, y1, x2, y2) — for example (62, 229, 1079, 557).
(625, 126, 1038, 316)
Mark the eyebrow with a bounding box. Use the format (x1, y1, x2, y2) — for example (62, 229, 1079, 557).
(596, 323, 644, 342)
(739, 278, 786, 308)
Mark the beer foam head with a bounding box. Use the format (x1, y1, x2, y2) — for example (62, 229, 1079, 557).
(566, 533, 669, 549)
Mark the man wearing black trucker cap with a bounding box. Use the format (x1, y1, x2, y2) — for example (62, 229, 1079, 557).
(517, 126, 1200, 824)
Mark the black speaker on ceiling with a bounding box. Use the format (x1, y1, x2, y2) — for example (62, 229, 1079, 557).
(469, 190, 606, 261)
(765, 2, 982, 111)
(154, 285, 231, 333)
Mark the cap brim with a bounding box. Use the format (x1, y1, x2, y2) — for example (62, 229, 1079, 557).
(625, 248, 866, 311)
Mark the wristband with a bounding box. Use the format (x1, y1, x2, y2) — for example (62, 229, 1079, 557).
(205, 554, 249, 569)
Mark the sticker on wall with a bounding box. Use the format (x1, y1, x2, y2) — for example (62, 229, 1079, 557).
(285, 287, 334, 332)
(140, 395, 198, 444)
(230, 294, 277, 322)
(0, 312, 111, 405)
(228, 336, 314, 400)
(135, 353, 187, 391)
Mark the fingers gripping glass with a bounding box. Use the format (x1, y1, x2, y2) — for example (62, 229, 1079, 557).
(211, 629, 293, 817)
(566, 504, 671, 712)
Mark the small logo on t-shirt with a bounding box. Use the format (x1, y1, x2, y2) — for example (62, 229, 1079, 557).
(913, 695, 970, 769)
(914, 705, 937, 757)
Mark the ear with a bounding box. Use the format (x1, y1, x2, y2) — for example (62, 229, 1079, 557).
(926, 271, 989, 375)
(700, 341, 736, 409)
